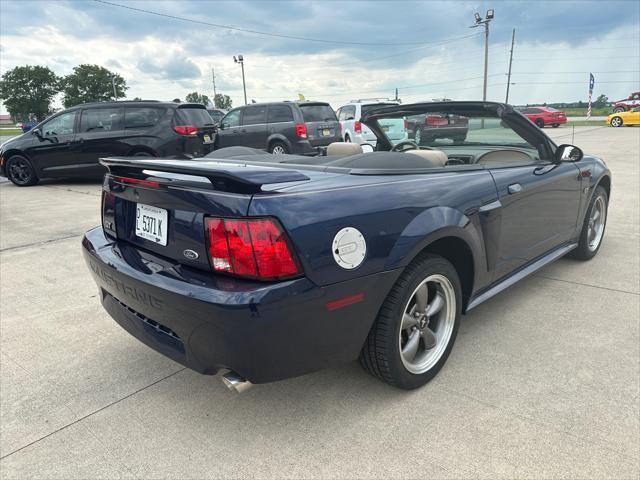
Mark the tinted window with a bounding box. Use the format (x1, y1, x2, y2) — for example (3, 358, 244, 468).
(361, 103, 398, 117)
(299, 104, 337, 122)
(80, 108, 123, 133)
(242, 105, 267, 125)
(221, 109, 241, 128)
(125, 107, 165, 129)
(174, 107, 214, 127)
(267, 104, 293, 123)
(208, 110, 225, 123)
(42, 111, 76, 136)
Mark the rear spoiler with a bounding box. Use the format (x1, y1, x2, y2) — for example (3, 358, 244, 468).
(100, 157, 310, 192)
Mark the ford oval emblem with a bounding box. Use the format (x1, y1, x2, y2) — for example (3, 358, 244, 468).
(183, 249, 199, 260)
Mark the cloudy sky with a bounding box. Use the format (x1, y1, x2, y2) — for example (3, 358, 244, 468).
(0, 0, 638, 112)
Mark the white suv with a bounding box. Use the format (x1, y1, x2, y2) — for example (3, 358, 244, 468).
(336, 100, 407, 147)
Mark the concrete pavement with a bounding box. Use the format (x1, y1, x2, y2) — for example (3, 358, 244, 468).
(0, 127, 638, 479)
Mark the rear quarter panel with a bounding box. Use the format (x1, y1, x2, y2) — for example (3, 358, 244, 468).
(248, 170, 498, 290)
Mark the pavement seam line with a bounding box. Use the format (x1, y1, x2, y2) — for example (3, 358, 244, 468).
(535, 274, 640, 296)
(0, 367, 187, 462)
(41, 185, 102, 197)
(0, 233, 84, 253)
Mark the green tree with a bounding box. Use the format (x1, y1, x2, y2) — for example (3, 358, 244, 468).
(213, 93, 233, 109)
(61, 64, 127, 107)
(593, 94, 609, 108)
(185, 91, 210, 106)
(0, 65, 60, 122)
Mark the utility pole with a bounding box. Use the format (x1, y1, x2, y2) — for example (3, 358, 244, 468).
(395, 88, 398, 102)
(505, 28, 515, 103)
(111, 75, 118, 101)
(470, 9, 495, 102)
(211, 67, 217, 107)
(234, 55, 247, 105)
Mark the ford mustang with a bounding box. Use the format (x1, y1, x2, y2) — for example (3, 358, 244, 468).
(82, 101, 611, 392)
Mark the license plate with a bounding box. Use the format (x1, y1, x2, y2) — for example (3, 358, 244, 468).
(135, 204, 168, 246)
(203, 134, 213, 144)
(322, 129, 331, 136)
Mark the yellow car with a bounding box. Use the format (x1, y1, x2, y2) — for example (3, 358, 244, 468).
(607, 107, 640, 127)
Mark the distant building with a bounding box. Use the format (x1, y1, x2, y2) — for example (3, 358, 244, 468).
(0, 114, 12, 125)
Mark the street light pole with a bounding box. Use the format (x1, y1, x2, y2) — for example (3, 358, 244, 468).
(234, 55, 247, 105)
(505, 28, 516, 103)
(470, 9, 494, 102)
(111, 75, 118, 101)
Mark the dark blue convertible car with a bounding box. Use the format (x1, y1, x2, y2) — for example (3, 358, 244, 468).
(82, 102, 611, 392)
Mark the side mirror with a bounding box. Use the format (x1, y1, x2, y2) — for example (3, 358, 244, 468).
(219, 123, 227, 130)
(555, 144, 583, 163)
(32, 128, 42, 138)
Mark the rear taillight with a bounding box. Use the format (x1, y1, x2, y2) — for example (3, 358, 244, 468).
(205, 217, 301, 280)
(426, 115, 448, 126)
(403, 119, 409, 130)
(295, 123, 307, 138)
(173, 125, 199, 136)
(111, 176, 160, 188)
(354, 120, 362, 134)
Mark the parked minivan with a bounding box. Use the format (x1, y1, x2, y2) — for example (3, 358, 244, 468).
(215, 101, 341, 155)
(0, 101, 215, 186)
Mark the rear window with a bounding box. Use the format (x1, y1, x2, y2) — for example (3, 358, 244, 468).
(125, 107, 165, 129)
(299, 104, 337, 122)
(361, 103, 398, 117)
(174, 107, 214, 127)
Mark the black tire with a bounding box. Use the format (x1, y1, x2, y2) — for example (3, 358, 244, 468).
(568, 185, 608, 260)
(612, 107, 625, 113)
(552, 124, 560, 128)
(344, 134, 351, 143)
(610, 116, 623, 127)
(359, 254, 462, 389)
(268, 141, 289, 155)
(5, 155, 38, 186)
(535, 118, 545, 128)
(132, 151, 154, 157)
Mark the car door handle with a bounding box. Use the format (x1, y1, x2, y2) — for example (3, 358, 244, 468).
(507, 183, 522, 194)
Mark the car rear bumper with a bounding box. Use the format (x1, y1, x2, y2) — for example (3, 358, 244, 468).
(82, 227, 399, 384)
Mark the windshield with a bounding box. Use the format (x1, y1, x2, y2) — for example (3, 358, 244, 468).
(371, 108, 535, 150)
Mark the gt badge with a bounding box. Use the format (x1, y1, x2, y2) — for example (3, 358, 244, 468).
(332, 227, 366, 270)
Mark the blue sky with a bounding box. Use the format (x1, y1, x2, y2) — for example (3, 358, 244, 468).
(1, 0, 638, 110)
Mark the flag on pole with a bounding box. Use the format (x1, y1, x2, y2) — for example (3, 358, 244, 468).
(587, 73, 595, 119)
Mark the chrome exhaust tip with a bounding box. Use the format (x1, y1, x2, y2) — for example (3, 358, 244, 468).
(221, 371, 253, 393)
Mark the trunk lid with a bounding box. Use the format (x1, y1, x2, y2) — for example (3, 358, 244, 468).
(172, 105, 217, 157)
(100, 157, 311, 271)
(298, 103, 341, 147)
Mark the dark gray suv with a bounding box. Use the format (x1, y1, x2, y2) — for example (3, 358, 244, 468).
(215, 101, 341, 155)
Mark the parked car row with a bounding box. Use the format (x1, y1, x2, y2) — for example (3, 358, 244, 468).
(1, 98, 591, 187)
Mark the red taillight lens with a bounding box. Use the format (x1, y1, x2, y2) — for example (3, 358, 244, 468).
(173, 125, 199, 136)
(426, 115, 448, 126)
(111, 176, 160, 188)
(205, 217, 301, 280)
(403, 119, 409, 130)
(295, 123, 307, 138)
(354, 120, 362, 134)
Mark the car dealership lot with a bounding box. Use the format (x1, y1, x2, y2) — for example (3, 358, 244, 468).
(1, 127, 638, 478)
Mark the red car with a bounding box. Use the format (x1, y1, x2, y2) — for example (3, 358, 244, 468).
(612, 92, 640, 113)
(519, 106, 567, 128)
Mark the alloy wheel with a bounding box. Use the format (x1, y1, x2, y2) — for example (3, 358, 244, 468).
(398, 274, 456, 374)
(587, 195, 606, 252)
(271, 145, 286, 155)
(8, 158, 33, 185)
(611, 117, 622, 127)
(414, 128, 422, 144)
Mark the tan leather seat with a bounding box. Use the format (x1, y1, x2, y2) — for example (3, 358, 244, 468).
(405, 149, 448, 168)
(326, 142, 363, 156)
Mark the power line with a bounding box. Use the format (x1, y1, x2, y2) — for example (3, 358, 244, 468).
(92, 0, 478, 47)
